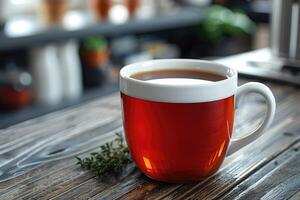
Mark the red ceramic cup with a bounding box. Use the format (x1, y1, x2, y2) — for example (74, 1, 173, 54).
(120, 59, 276, 183)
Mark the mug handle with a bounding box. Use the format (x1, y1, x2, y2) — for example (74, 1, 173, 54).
(227, 82, 276, 155)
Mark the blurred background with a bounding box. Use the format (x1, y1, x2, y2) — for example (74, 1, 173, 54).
(0, 0, 270, 127)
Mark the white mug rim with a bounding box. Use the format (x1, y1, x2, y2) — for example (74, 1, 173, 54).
(120, 59, 238, 103)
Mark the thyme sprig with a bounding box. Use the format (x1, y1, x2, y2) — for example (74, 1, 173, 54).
(76, 132, 132, 176)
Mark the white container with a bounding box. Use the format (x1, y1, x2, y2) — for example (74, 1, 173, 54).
(271, 0, 293, 58)
(30, 45, 63, 105)
(57, 40, 83, 100)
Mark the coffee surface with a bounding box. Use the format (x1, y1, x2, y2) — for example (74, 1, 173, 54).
(131, 69, 227, 85)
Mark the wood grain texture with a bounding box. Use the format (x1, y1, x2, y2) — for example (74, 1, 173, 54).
(289, 190, 300, 200)
(221, 142, 300, 200)
(0, 80, 300, 199)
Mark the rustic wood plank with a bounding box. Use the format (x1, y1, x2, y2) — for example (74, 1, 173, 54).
(53, 175, 112, 199)
(0, 94, 120, 157)
(0, 126, 123, 199)
(0, 95, 121, 199)
(220, 142, 300, 200)
(0, 117, 122, 184)
(221, 142, 300, 200)
(0, 94, 121, 183)
(289, 190, 300, 200)
(88, 172, 148, 200)
(51, 167, 137, 200)
(0, 156, 77, 193)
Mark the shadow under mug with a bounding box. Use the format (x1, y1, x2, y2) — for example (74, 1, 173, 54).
(120, 59, 276, 183)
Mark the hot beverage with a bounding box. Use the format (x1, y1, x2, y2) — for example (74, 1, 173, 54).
(131, 68, 227, 83)
(120, 59, 276, 183)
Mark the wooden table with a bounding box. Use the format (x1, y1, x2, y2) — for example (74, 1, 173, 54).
(0, 77, 300, 199)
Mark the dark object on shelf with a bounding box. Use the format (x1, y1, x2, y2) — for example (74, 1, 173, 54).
(0, 66, 32, 110)
(0, 87, 32, 110)
(196, 35, 252, 57)
(282, 64, 300, 74)
(0, 23, 4, 31)
(82, 65, 109, 88)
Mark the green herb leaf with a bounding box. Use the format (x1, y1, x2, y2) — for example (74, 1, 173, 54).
(82, 36, 108, 51)
(76, 133, 132, 176)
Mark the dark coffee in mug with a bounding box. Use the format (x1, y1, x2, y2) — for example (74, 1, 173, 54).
(131, 68, 227, 83)
(120, 59, 276, 183)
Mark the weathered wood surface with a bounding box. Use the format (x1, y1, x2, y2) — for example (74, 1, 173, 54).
(0, 78, 300, 199)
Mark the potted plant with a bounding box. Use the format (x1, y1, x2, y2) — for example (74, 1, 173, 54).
(81, 36, 109, 69)
(194, 5, 255, 57)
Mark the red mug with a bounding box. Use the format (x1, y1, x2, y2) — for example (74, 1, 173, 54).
(120, 59, 276, 183)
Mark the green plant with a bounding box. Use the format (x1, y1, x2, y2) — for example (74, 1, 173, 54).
(76, 132, 132, 176)
(198, 5, 255, 42)
(82, 36, 108, 51)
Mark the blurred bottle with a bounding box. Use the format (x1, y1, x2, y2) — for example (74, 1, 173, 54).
(289, 1, 300, 60)
(90, 0, 112, 21)
(293, 1, 300, 60)
(0, 0, 5, 29)
(30, 45, 63, 105)
(38, 0, 69, 25)
(271, 0, 293, 58)
(0, 64, 32, 110)
(124, 0, 140, 17)
(57, 41, 83, 100)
